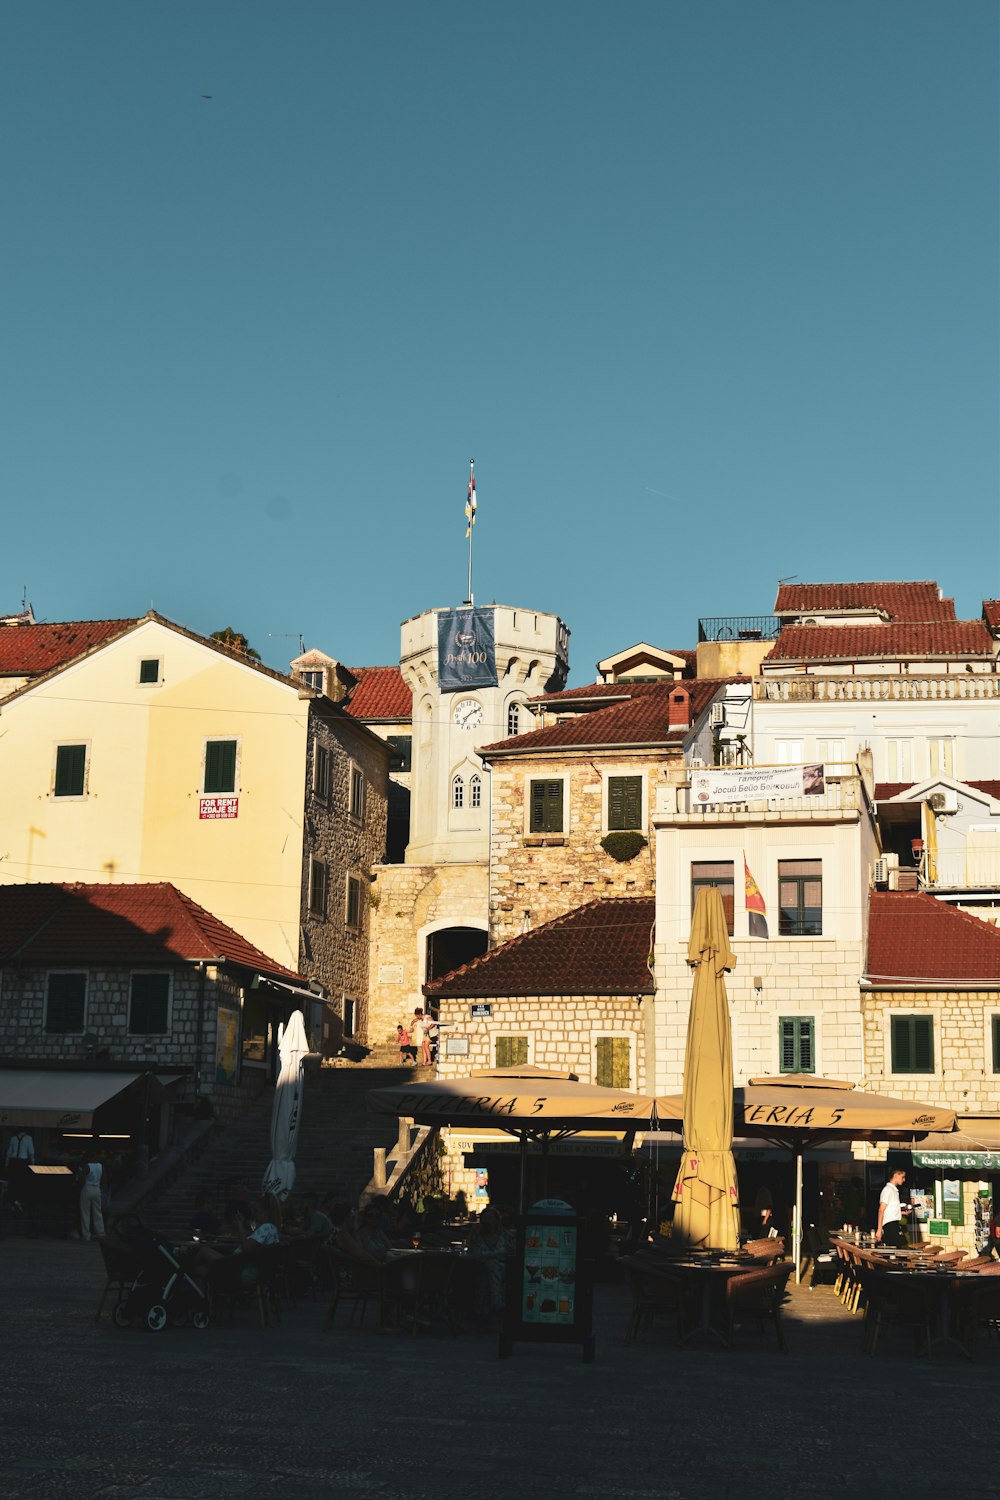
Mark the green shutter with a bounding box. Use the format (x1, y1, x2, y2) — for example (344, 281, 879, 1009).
(596, 1036, 631, 1088)
(779, 1017, 814, 1073)
(139, 658, 159, 683)
(129, 974, 170, 1034)
(609, 776, 642, 831)
(798, 1017, 814, 1072)
(204, 740, 237, 793)
(891, 1016, 934, 1075)
(496, 1036, 528, 1068)
(913, 1016, 934, 1073)
(530, 780, 563, 833)
(54, 744, 86, 797)
(780, 1019, 797, 1073)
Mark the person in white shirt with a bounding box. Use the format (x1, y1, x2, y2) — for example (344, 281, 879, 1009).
(79, 1154, 105, 1242)
(876, 1168, 907, 1247)
(6, 1131, 35, 1166)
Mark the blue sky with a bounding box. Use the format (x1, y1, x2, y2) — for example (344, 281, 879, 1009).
(2, 2, 997, 683)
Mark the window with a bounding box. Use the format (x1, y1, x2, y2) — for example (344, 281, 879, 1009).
(891, 1015, 934, 1074)
(387, 735, 412, 772)
(54, 744, 87, 798)
(470, 774, 482, 809)
(608, 775, 643, 831)
(993, 1016, 1000, 1074)
(343, 998, 357, 1037)
(928, 738, 954, 777)
(529, 779, 564, 834)
(595, 1036, 631, 1089)
(314, 744, 331, 802)
(46, 973, 86, 1034)
(129, 973, 170, 1034)
(138, 658, 160, 684)
(776, 741, 802, 765)
(301, 669, 325, 691)
(349, 765, 365, 821)
(779, 1016, 814, 1073)
(309, 858, 328, 917)
(346, 874, 363, 931)
(452, 775, 464, 810)
(495, 1035, 529, 1068)
(690, 861, 735, 935)
(507, 702, 521, 737)
(817, 739, 844, 764)
(204, 739, 237, 794)
(778, 859, 822, 936)
(886, 739, 913, 782)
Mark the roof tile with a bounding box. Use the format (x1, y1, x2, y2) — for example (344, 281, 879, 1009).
(867, 891, 1000, 985)
(773, 582, 955, 621)
(766, 621, 993, 662)
(344, 667, 412, 721)
(0, 619, 138, 676)
(984, 601, 1000, 632)
(483, 679, 733, 754)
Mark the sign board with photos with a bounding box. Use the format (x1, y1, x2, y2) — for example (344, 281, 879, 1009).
(690, 764, 825, 806)
(499, 1199, 595, 1362)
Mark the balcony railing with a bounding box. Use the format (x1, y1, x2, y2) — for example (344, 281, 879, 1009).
(656, 771, 862, 820)
(756, 675, 1000, 702)
(698, 615, 781, 643)
(928, 848, 1000, 889)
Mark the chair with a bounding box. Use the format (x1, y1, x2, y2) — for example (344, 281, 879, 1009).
(802, 1227, 836, 1290)
(744, 1237, 785, 1263)
(408, 1254, 458, 1337)
(859, 1268, 933, 1357)
(323, 1251, 404, 1331)
(96, 1237, 141, 1321)
(207, 1251, 277, 1330)
(620, 1255, 685, 1345)
(723, 1263, 793, 1352)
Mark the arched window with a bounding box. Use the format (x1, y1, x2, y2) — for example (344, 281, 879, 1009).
(452, 775, 464, 809)
(507, 702, 521, 737)
(470, 774, 482, 809)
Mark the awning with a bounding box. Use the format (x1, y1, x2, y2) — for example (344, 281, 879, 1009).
(907, 1120, 1000, 1171)
(0, 1071, 149, 1130)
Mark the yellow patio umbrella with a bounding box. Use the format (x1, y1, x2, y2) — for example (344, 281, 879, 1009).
(670, 886, 741, 1251)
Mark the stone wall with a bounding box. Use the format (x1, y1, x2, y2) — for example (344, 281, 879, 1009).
(488, 752, 668, 945)
(435, 991, 648, 1087)
(366, 862, 489, 1047)
(861, 988, 1000, 1114)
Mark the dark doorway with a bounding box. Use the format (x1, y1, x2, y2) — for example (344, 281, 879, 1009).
(426, 927, 488, 984)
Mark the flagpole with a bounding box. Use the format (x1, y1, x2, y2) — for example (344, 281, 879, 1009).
(465, 458, 476, 606)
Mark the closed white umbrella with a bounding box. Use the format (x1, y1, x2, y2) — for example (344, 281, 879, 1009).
(262, 1010, 309, 1203)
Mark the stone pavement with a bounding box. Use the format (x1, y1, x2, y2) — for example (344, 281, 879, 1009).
(1, 1237, 997, 1500)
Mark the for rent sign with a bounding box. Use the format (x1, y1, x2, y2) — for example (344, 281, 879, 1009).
(200, 797, 239, 819)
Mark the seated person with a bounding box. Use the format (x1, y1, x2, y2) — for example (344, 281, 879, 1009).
(336, 1202, 394, 1265)
(190, 1192, 222, 1238)
(189, 1201, 280, 1283)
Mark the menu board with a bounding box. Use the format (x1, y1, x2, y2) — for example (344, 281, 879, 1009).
(522, 1222, 577, 1325)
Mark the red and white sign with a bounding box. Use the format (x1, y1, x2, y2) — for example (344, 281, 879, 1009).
(199, 796, 239, 820)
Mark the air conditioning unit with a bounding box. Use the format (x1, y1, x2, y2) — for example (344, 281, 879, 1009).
(873, 853, 900, 888)
(709, 703, 726, 728)
(928, 789, 958, 815)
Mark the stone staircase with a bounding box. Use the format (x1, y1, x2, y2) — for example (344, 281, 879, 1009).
(138, 1057, 433, 1239)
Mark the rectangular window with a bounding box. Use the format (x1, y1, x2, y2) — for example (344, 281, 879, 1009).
(608, 775, 643, 831)
(779, 1016, 814, 1073)
(204, 739, 238, 794)
(309, 859, 328, 917)
(343, 998, 357, 1037)
(46, 972, 87, 1034)
(928, 738, 954, 778)
(350, 766, 365, 821)
(817, 739, 844, 764)
(314, 744, 331, 802)
(890, 1014, 935, 1074)
(495, 1035, 529, 1068)
(529, 779, 564, 833)
(386, 735, 412, 772)
(301, 669, 325, 691)
(138, 658, 161, 684)
(691, 861, 735, 935)
(778, 859, 823, 936)
(128, 973, 171, 1034)
(346, 874, 363, 931)
(54, 744, 87, 798)
(595, 1036, 631, 1089)
(993, 1016, 1000, 1074)
(775, 741, 802, 765)
(886, 739, 913, 782)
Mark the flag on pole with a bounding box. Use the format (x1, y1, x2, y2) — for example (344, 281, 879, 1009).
(465, 460, 477, 538)
(744, 856, 768, 938)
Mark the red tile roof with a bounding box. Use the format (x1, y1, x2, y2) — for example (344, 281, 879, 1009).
(0, 619, 138, 676)
(0, 882, 306, 982)
(483, 679, 733, 755)
(773, 582, 955, 621)
(531, 680, 682, 706)
(984, 601, 1000, 633)
(766, 621, 993, 663)
(425, 897, 655, 998)
(866, 891, 1000, 986)
(875, 781, 1000, 803)
(344, 667, 412, 721)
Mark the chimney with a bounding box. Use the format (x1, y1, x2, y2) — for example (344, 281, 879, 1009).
(668, 687, 690, 731)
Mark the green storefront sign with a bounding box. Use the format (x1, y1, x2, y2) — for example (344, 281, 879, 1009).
(911, 1151, 1000, 1171)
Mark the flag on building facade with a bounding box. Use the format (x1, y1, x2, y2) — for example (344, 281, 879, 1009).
(465, 460, 477, 538)
(744, 856, 768, 938)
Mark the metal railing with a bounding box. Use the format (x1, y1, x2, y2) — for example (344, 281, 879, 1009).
(698, 615, 781, 643)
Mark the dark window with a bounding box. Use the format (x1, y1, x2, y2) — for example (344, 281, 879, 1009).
(386, 735, 412, 772)
(595, 1036, 631, 1088)
(779, 1016, 814, 1073)
(204, 740, 237, 794)
(507, 702, 521, 737)
(301, 669, 325, 691)
(350, 766, 365, 820)
(46, 972, 86, 1033)
(691, 861, 735, 935)
(343, 998, 357, 1037)
(138, 658, 160, 684)
(529, 779, 564, 833)
(890, 1015, 934, 1074)
(309, 859, 328, 917)
(608, 775, 643, 831)
(470, 775, 482, 809)
(54, 744, 87, 797)
(314, 744, 331, 801)
(993, 1017, 1000, 1074)
(452, 776, 464, 809)
(346, 874, 363, 930)
(778, 859, 823, 936)
(129, 973, 170, 1034)
(495, 1035, 529, 1068)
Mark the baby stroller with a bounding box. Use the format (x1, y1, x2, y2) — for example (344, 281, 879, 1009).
(107, 1214, 211, 1331)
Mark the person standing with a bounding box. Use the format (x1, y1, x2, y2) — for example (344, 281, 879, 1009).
(5, 1130, 34, 1208)
(78, 1152, 105, 1242)
(412, 1009, 431, 1066)
(876, 1168, 907, 1247)
(397, 1023, 416, 1066)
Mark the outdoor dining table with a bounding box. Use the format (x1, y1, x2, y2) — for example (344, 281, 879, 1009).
(665, 1256, 755, 1346)
(882, 1266, 982, 1356)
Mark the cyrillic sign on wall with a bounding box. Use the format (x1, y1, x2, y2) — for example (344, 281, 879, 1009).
(691, 764, 825, 806)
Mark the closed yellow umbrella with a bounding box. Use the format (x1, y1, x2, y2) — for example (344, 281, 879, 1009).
(671, 886, 741, 1251)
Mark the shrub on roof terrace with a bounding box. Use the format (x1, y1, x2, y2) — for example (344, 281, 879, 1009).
(600, 832, 647, 863)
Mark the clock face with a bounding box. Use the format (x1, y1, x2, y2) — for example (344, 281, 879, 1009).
(453, 697, 484, 730)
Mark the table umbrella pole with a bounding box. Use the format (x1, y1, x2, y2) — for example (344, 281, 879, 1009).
(794, 1146, 803, 1286)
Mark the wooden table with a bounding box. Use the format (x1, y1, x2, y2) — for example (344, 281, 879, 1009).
(882, 1267, 982, 1356)
(666, 1258, 754, 1346)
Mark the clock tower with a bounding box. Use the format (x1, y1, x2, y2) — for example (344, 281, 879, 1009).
(400, 603, 569, 865)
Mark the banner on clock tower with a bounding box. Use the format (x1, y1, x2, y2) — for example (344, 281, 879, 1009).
(438, 607, 498, 693)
